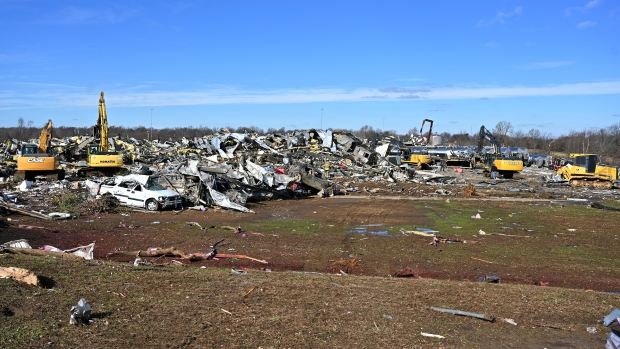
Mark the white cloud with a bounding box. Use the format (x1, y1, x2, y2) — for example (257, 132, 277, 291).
(565, 0, 601, 16)
(577, 21, 597, 28)
(478, 7, 522, 27)
(36, 5, 139, 25)
(2, 81, 620, 110)
(586, 0, 602, 9)
(518, 61, 574, 70)
(484, 41, 498, 48)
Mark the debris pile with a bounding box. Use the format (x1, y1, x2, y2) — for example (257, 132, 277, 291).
(2, 128, 619, 214)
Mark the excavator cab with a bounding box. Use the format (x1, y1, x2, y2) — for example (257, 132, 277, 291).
(87, 143, 101, 156)
(557, 154, 618, 188)
(21, 144, 39, 155)
(570, 154, 597, 173)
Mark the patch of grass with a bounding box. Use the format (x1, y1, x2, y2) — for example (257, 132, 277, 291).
(54, 192, 82, 217)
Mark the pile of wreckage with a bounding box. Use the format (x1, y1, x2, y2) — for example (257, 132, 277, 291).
(1, 129, 466, 213)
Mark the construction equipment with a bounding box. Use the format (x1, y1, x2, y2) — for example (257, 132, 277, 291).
(475, 125, 523, 179)
(419, 119, 433, 145)
(556, 154, 619, 189)
(15, 119, 65, 181)
(408, 118, 434, 146)
(400, 146, 432, 168)
(77, 92, 125, 177)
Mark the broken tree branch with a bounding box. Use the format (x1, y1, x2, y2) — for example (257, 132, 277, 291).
(107, 247, 189, 259)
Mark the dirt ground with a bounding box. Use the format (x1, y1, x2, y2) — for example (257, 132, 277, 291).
(1, 167, 619, 348)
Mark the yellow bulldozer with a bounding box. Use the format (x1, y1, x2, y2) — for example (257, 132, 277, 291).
(15, 119, 65, 181)
(556, 154, 619, 189)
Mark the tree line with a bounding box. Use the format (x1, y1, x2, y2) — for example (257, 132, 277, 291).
(2, 117, 619, 165)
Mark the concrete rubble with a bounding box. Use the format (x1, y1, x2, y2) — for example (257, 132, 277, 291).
(1, 129, 619, 214)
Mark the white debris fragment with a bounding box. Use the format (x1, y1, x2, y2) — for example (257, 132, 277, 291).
(69, 298, 92, 325)
(503, 318, 518, 326)
(421, 332, 445, 339)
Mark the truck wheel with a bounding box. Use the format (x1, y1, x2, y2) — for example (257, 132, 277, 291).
(146, 199, 160, 211)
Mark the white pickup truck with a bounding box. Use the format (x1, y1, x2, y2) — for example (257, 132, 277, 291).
(96, 174, 182, 211)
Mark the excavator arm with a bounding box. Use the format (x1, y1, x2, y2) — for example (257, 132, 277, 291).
(420, 119, 433, 145)
(477, 125, 500, 154)
(94, 91, 109, 152)
(39, 119, 53, 153)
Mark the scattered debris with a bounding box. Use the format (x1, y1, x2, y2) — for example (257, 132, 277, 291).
(69, 298, 92, 325)
(42, 243, 95, 260)
(503, 318, 518, 326)
(430, 306, 496, 322)
(421, 332, 445, 339)
(107, 240, 268, 264)
(471, 257, 494, 264)
(478, 275, 500, 283)
(591, 202, 620, 211)
(605, 309, 620, 347)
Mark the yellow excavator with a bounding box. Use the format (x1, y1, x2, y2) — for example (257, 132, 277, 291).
(77, 92, 125, 177)
(15, 119, 65, 181)
(399, 147, 433, 168)
(476, 125, 523, 179)
(556, 154, 619, 189)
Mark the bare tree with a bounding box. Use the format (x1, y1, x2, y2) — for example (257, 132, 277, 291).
(17, 117, 25, 138)
(492, 121, 514, 145)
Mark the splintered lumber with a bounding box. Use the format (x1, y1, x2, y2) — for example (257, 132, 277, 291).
(106, 246, 268, 264)
(471, 257, 494, 264)
(0, 202, 51, 220)
(3, 247, 84, 261)
(0, 267, 40, 286)
(213, 253, 269, 264)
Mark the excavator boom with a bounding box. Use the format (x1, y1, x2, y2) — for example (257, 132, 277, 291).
(420, 119, 433, 145)
(95, 91, 109, 152)
(81, 91, 125, 177)
(39, 119, 53, 153)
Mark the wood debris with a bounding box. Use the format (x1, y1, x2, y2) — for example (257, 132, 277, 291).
(0, 267, 40, 286)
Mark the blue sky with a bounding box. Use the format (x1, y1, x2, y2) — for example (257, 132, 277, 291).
(1, 0, 619, 137)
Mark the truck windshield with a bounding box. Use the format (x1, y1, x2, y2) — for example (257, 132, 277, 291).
(145, 180, 166, 191)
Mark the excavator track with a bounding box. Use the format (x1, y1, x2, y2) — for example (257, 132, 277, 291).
(569, 179, 613, 189)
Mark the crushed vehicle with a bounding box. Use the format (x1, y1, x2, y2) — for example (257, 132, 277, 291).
(95, 174, 182, 211)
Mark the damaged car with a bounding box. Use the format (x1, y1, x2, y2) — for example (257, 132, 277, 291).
(96, 174, 183, 211)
